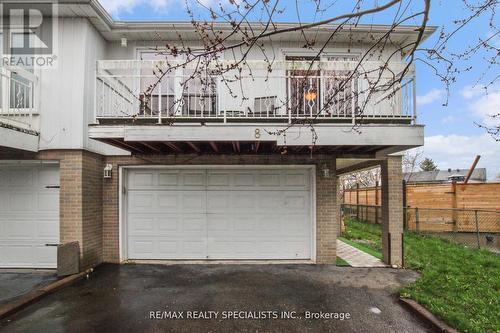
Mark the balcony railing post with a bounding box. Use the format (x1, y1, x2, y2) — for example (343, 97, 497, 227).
(94, 68, 98, 123)
(217, 76, 222, 120)
(287, 76, 292, 124)
(158, 83, 162, 124)
(1, 67, 10, 115)
(29, 80, 34, 126)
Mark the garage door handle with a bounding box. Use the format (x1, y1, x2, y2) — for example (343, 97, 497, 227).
(45, 243, 59, 247)
(46, 185, 60, 189)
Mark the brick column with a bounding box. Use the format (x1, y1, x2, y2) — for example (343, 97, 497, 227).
(59, 150, 103, 270)
(316, 160, 338, 264)
(381, 155, 403, 267)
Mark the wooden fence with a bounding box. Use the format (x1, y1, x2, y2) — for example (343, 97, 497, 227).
(344, 182, 500, 211)
(343, 182, 500, 233)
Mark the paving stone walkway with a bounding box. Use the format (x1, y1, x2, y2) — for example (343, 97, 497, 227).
(337, 240, 387, 268)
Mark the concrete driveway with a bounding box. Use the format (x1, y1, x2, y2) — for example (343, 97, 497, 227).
(0, 264, 433, 333)
(0, 270, 57, 306)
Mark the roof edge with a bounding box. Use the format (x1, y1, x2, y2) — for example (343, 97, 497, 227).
(65, 0, 437, 41)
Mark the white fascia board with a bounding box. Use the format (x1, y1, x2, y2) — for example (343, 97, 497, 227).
(88, 125, 126, 139)
(0, 127, 39, 152)
(111, 124, 425, 147)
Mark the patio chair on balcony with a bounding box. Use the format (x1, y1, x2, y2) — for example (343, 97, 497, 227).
(247, 96, 280, 118)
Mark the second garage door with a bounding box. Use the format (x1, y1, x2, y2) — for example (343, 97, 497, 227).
(0, 163, 60, 268)
(126, 167, 314, 260)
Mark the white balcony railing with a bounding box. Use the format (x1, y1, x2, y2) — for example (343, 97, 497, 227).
(0, 66, 38, 133)
(96, 60, 416, 124)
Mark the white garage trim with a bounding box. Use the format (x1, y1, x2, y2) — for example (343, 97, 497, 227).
(119, 165, 316, 263)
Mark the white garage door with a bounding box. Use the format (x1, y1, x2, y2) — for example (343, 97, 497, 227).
(0, 164, 60, 268)
(126, 167, 314, 260)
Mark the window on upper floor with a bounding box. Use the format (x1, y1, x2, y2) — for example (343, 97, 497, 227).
(285, 54, 359, 117)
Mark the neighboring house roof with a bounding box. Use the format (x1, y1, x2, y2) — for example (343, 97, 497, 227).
(25, 0, 437, 46)
(404, 168, 487, 183)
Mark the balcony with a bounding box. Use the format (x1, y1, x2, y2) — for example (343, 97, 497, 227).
(95, 60, 416, 125)
(91, 59, 422, 155)
(0, 66, 39, 152)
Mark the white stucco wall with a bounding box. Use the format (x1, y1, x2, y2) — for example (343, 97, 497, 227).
(37, 18, 127, 155)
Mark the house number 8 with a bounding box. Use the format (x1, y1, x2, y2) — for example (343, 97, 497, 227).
(255, 128, 261, 139)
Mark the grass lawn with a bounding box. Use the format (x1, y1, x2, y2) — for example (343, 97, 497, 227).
(342, 218, 500, 333)
(336, 256, 350, 267)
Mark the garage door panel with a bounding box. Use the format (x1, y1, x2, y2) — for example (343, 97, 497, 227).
(257, 172, 281, 187)
(157, 216, 179, 232)
(37, 219, 60, 238)
(232, 216, 256, 231)
(284, 194, 309, 210)
(0, 192, 7, 210)
(38, 193, 59, 211)
(208, 193, 259, 213)
(129, 171, 155, 187)
(3, 244, 34, 265)
(182, 172, 205, 186)
(0, 169, 7, 187)
(285, 214, 311, 231)
(207, 172, 230, 186)
(38, 168, 59, 189)
(9, 169, 34, 188)
(158, 172, 180, 186)
(182, 215, 206, 231)
(9, 193, 35, 211)
(33, 244, 58, 266)
(128, 193, 156, 211)
(126, 168, 313, 261)
(284, 172, 308, 187)
(128, 216, 157, 232)
(129, 239, 155, 256)
(182, 241, 206, 256)
(182, 193, 205, 210)
(158, 240, 178, 254)
(129, 191, 206, 213)
(207, 215, 229, 231)
(207, 194, 230, 212)
(157, 193, 179, 208)
(233, 172, 255, 187)
(1, 219, 35, 238)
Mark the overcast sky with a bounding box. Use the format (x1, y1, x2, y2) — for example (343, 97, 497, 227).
(98, 0, 500, 180)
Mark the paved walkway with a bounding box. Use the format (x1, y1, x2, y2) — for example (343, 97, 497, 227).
(337, 240, 387, 268)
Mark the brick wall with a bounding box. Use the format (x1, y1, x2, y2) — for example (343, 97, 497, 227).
(1, 148, 340, 266)
(102, 154, 339, 264)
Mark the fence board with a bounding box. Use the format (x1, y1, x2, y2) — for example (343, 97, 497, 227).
(344, 183, 500, 211)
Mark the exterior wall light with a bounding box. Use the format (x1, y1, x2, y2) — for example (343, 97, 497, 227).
(121, 37, 128, 47)
(322, 164, 330, 178)
(104, 164, 113, 179)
